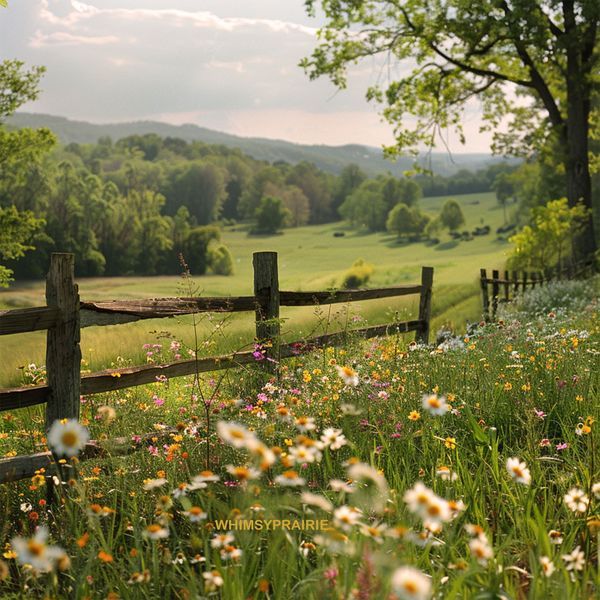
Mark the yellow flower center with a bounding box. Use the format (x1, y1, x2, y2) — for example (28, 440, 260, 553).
(61, 431, 78, 447)
(27, 540, 45, 557)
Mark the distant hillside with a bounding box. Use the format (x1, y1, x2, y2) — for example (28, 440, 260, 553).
(7, 112, 511, 177)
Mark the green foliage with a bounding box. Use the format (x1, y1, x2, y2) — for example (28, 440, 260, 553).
(439, 199, 465, 231)
(386, 203, 430, 238)
(424, 216, 442, 239)
(208, 244, 234, 276)
(341, 258, 374, 288)
(508, 198, 590, 270)
(183, 225, 221, 276)
(340, 175, 423, 232)
(0, 206, 43, 287)
(302, 0, 599, 257)
(0, 59, 56, 284)
(252, 196, 291, 234)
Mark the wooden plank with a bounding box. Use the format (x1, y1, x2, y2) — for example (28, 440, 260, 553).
(80, 352, 258, 395)
(0, 428, 177, 484)
(45, 254, 81, 429)
(279, 285, 422, 306)
(285, 320, 421, 353)
(253, 252, 280, 370)
(0, 306, 60, 336)
(416, 267, 434, 344)
(80, 296, 256, 327)
(0, 385, 48, 411)
(0, 318, 422, 410)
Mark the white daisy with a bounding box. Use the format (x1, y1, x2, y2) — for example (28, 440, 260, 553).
(289, 444, 321, 464)
(335, 365, 359, 387)
(203, 570, 224, 590)
(564, 488, 589, 513)
(11, 527, 66, 573)
(216, 421, 258, 449)
(421, 393, 449, 416)
(506, 457, 531, 485)
(333, 505, 362, 531)
(391, 566, 431, 600)
(469, 537, 494, 565)
(561, 546, 585, 572)
(294, 416, 316, 432)
(183, 507, 208, 522)
(210, 533, 234, 549)
(47, 419, 89, 458)
(143, 477, 168, 491)
(274, 470, 306, 487)
(300, 492, 333, 512)
(143, 524, 169, 540)
(539, 556, 555, 577)
(320, 427, 347, 450)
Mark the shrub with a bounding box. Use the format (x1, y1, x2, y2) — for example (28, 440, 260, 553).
(208, 244, 234, 276)
(498, 276, 599, 319)
(341, 258, 374, 289)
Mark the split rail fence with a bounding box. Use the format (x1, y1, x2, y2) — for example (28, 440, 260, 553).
(480, 260, 596, 321)
(0, 252, 433, 484)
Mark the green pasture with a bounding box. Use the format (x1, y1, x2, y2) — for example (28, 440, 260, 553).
(0, 192, 509, 387)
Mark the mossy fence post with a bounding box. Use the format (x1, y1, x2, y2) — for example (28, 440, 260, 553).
(45, 253, 81, 430)
(480, 268, 490, 322)
(491, 269, 500, 320)
(253, 251, 280, 373)
(416, 266, 433, 344)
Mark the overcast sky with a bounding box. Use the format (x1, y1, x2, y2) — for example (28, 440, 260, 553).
(0, 0, 493, 151)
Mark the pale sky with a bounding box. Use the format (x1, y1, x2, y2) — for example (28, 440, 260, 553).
(0, 0, 493, 151)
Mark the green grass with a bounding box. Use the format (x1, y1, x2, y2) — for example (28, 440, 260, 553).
(0, 192, 509, 387)
(0, 301, 597, 598)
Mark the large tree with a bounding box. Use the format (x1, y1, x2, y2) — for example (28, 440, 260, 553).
(0, 59, 56, 284)
(302, 0, 600, 258)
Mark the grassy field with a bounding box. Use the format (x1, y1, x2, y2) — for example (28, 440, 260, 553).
(0, 296, 597, 598)
(0, 192, 510, 387)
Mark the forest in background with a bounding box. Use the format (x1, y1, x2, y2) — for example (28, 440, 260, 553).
(1, 124, 527, 281)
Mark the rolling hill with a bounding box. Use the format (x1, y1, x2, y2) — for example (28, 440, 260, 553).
(7, 112, 514, 177)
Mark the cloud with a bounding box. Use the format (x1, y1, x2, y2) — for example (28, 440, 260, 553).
(39, 0, 318, 36)
(30, 30, 119, 47)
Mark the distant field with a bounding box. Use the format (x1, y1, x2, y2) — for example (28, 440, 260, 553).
(0, 192, 509, 386)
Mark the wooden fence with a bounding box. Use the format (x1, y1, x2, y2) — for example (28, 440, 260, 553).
(480, 260, 596, 321)
(0, 252, 433, 483)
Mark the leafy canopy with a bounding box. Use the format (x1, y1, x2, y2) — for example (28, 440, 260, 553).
(302, 0, 600, 158)
(508, 198, 589, 269)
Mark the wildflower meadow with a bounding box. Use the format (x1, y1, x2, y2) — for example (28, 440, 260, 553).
(0, 287, 598, 599)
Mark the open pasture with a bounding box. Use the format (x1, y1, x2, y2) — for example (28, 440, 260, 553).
(0, 193, 507, 387)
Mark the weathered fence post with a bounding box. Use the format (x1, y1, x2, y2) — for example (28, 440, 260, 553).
(480, 268, 490, 321)
(522, 271, 528, 291)
(491, 269, 500, 320)
(416, 266, 433, 344)
(45, 253, 81, 429)
(253, 252, 280, 372)
(504, 270, 510, 303)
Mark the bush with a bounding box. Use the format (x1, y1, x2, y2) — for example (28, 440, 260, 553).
(498, 276, 599, 319)
(341, 258, 374, 289)
(208, 244, 234, 276)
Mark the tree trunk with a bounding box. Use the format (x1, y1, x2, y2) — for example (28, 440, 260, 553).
(564, 24, 597, 260)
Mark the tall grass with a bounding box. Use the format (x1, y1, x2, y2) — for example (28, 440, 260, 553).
(0, 298, 597, 598)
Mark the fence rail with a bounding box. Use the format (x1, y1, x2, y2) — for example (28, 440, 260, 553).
(0, 252, 433, 483)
